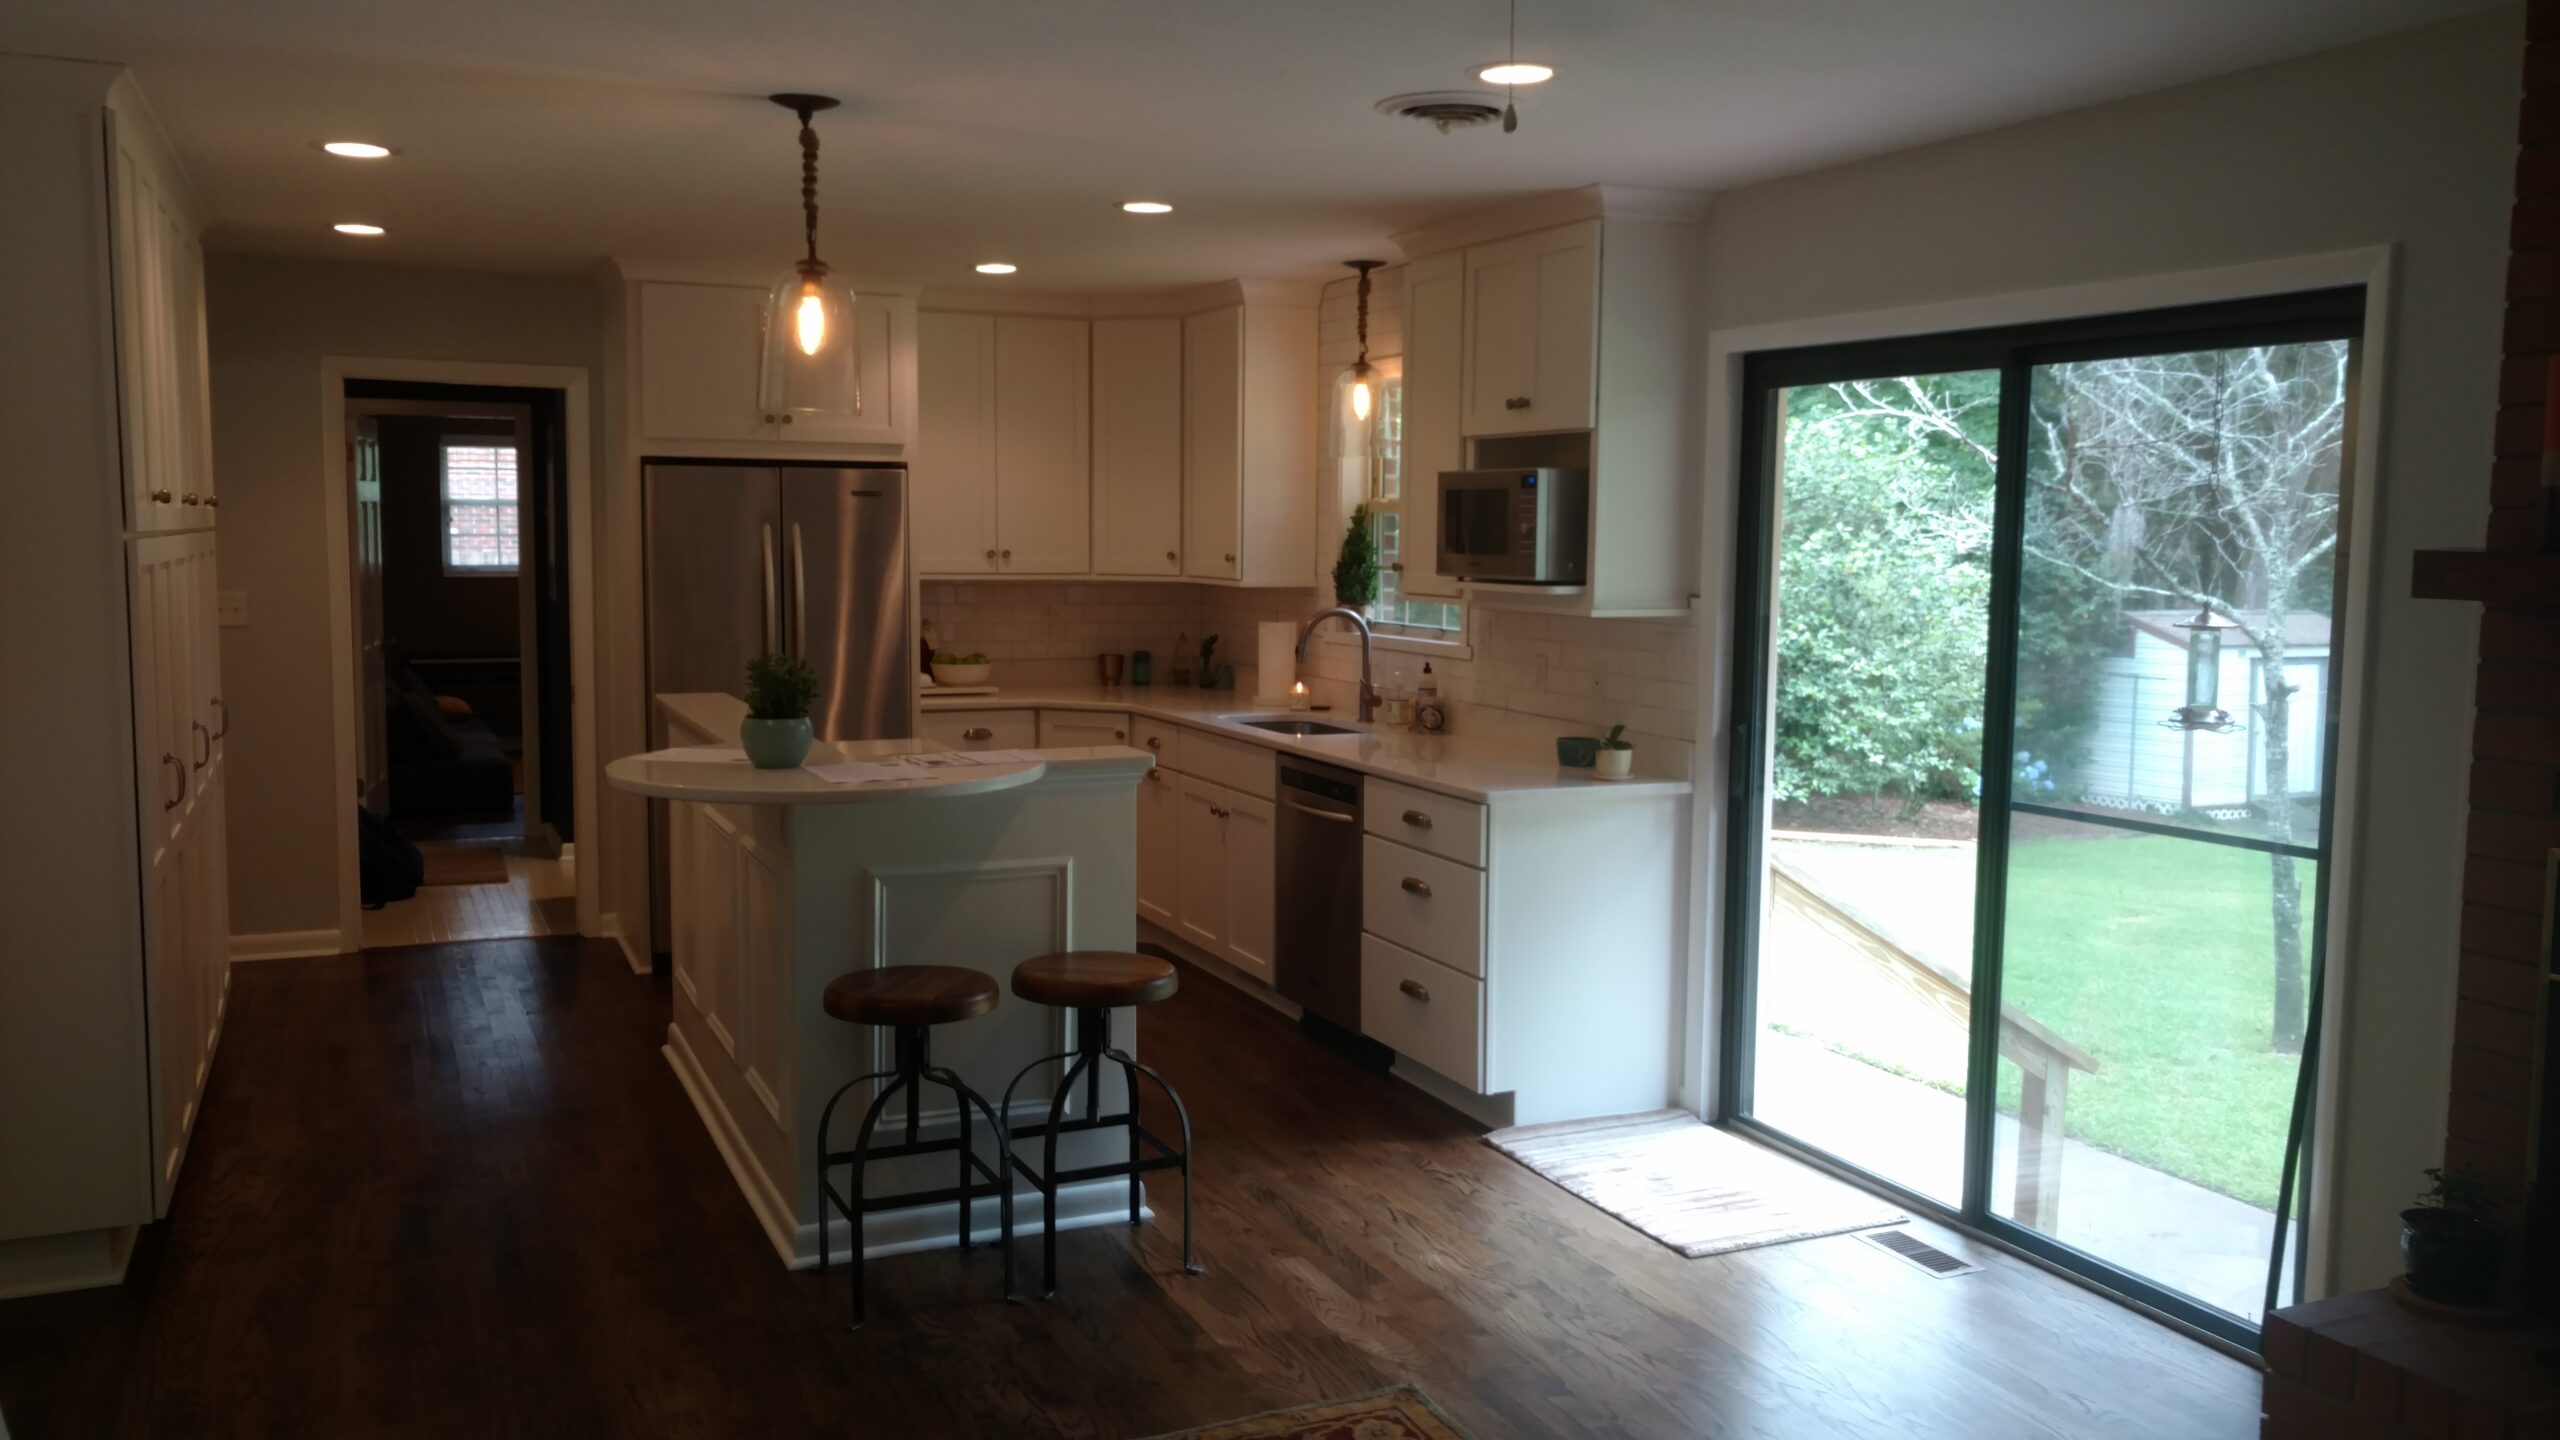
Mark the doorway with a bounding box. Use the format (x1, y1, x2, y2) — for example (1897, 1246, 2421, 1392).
(1722, 288, 2361, 1345)
(344, 380, 575, 947)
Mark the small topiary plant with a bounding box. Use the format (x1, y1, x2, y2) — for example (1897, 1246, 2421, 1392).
(745, 652, 819, 720)
(1333, 504, 1381, 609)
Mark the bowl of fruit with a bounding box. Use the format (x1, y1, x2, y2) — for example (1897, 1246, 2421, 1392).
(930, 651, 994, 688)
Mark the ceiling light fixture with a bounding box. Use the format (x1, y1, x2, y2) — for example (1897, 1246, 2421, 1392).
(332, 222, 385, 236)
(760, 93, 860, 422)
(1120, 201, 1173, 215)
(1336, 260, 1386, 476)
(1475, 62, 1552, 85)
(974, 262, 1018, 275)
(321, 141, 393, 159)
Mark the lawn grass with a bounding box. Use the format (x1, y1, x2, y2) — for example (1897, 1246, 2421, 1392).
(1997, 832, 2315, 1210)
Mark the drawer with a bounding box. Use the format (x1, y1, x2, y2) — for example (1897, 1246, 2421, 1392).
(1131, 716, 1183, 772)
(1360, 933, 1484, 1090)
(917, 708, 1037, 751)
(1361, 836, 1485, 977)
(1365, 778, 1487, 868)
(1038, 709, 1132, 748)
(1179, 726, 1276, 799)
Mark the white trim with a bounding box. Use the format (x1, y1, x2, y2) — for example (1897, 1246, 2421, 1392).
(320, 357, 601, 949)
(1685, 245, 2395, 1303)
(600, 911, 649, 975)
(0, 1226, 136, 1301)
(228, 928, 348, 963)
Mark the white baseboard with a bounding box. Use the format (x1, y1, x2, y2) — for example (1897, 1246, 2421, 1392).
(601, 911, 648, 975)
(0, 1226, 136, 1300)
(1392, 1057, 1513, 1130)
(1135, 919, 1302, 1022)
(229, 928, 347, 962)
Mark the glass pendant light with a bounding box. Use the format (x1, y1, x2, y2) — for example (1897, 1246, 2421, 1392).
(1334, 261, 1386, 487)
(760, 94, 861, 422)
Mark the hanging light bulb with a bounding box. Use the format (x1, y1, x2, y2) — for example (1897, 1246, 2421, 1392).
(1336, 261, 1386, 485)
(760, 94, 861, 420)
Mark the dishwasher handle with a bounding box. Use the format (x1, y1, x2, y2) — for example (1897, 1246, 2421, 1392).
(1282, 799, 1357, 825)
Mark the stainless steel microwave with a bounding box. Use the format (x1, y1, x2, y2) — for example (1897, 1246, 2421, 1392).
(1436, 467, 1589, 585)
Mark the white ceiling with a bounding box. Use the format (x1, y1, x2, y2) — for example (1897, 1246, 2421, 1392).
(4, 0, 2505, 290)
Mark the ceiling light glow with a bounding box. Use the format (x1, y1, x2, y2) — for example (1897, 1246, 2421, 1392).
(321, 141, 393, 159)
(975, 262, 1018, 275)
(1476, 62, 1553, 85)
(333, 222, 386, 236)
(1120, 201, 1173, 214)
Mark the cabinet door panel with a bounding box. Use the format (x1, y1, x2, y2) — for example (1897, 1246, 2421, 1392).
(1222, 790, 1275, 983)
(1092, 317, 1184, 575)
(1135, 768, 1179, 929)
(1463, 238, 1537, 437)
(638, 283, 771, 443)
(993, 316, 1091, 573)
(1182, 307, 1243, 580)
(787, 294, 906, 446)
(1531, 232, 1598, 432)
(1399, 253, 1465, 599)
(1174, 776, 1229, 954)
(1462, 222, 1597, 438)
(915, 311, 1000, 573)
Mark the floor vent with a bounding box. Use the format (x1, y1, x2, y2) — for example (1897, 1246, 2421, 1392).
(1859, 1227, 1982, 1277)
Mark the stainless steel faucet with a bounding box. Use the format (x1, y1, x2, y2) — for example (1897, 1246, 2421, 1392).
(1296, 607, 1378, 723)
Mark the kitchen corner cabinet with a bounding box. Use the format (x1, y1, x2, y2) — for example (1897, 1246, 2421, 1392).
(635, 280, 914, 450)
(1090, 316, 1185, 576)
(913, 312, 1092, 575)
(1462, 221, 1597, 439)
(1184, 301, 1316, 586)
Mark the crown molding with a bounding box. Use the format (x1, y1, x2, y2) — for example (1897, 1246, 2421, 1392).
(1391, 182, 1714, 260)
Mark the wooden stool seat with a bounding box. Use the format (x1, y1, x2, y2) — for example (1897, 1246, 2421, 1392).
(1011, 951, 1178, 1010)
(823, 965, 1000, 1028)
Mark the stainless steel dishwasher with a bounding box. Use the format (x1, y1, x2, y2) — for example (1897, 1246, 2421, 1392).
(1275, 756, 1363, 1031)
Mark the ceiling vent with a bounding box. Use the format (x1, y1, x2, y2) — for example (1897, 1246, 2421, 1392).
(1375, 91, 1505, 134)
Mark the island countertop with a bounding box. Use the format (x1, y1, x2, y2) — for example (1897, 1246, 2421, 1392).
(612, 692, 1150, 805)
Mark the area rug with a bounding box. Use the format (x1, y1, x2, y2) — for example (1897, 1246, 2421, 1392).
(1138, 1386, 1468, 1439)
(1486, 1109, 1904, 1258)
(419, 843, 510, 888)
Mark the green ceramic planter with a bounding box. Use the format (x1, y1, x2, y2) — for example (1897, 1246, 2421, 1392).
(739, 716, 813, 770)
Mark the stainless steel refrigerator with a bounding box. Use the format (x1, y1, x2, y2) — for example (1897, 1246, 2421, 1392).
(643, 461, 916, 955)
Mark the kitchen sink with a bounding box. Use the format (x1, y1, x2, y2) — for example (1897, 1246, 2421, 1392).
(1230, 717, 1361, 737)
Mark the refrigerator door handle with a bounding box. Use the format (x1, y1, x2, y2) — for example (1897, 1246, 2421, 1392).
(791, 522, 809, 660)
(760, 524, 779, 656)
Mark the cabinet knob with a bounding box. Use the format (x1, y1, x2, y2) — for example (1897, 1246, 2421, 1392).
(762, 413, 776, 424)
(1166, 550, 1177, 563)
(1146, 737, 1161, 750)
(1146, 768, 1162, 783)
(1224, 552, 1235, 564)
(1001, 549, 1012, 561)
(1402, 809, 1433, 830)
(1399, 978, 1432, 1003)
(205, 495, 219, 508)
(779, 413, 793, 425)
(151, 489, 173, 504)
(180, 493, 201, 506)
(962, 727, 994, 741)
(1113, 729, 1125, 740)
(1401, 876, 1432, 897)
(984, 549, 998, 563)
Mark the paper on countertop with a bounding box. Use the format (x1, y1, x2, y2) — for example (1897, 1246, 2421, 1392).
(807, 750, 1042, 785)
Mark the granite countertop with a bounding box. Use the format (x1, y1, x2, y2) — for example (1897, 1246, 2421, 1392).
(920, 683, 1692, 805)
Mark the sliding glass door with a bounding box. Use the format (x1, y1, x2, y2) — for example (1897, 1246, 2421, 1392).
(1724, 293, 2359, 1344)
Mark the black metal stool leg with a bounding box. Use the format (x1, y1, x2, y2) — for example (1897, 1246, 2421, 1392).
(1114, 1049, 1204, 1277)
(1040, 1043, 1102, 1299)
(841, 1064, 916, 1329)
(813, 1067, 895, 1277)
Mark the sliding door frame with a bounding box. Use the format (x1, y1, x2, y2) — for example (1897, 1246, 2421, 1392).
(1717, 287, 2365, 1348)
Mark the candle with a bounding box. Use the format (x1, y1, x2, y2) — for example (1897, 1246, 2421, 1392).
(1290, 681, 1309, 712)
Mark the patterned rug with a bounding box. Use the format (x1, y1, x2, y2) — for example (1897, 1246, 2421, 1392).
(1139, 1386, 1468, 1439)
(1487, 1109, 1905, 1258)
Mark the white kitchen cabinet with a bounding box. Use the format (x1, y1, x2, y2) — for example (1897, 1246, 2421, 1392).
(993, 316, 1091, 574)
(1174, 776, 1231, 956)
(918, 708, 1037, 752)
(109, 102, 213, 533)
(1222, 790, 1275, 983)
(1135, 766, 1179, 929)
(635, 280, 914, 449)
(1397, 252, 1465, 599)
(914, 310, 999, 573)
(1462, 221, 1597, 438)
(1036, 709, 1129, 748)
(1164, 770, 1275, 985)
(1183, 299, 1316, 586)
(1091, 316, 1184, 576)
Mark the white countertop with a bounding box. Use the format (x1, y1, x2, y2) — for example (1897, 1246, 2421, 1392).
(920, 684, 1692, 805)
(614, 693, 1149, 805)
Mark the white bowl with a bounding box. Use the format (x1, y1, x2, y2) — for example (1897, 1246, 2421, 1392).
(931, 661, 994, 687)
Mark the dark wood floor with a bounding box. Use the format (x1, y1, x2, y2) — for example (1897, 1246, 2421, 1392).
(0, 937, 2260, 1439)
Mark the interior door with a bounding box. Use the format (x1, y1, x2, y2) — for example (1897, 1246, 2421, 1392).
(1092, 316, 1185, 576)
(783, 466, 914, 742)
(993, 316, 1091, 573)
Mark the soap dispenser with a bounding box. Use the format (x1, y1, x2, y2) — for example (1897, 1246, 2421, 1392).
(1414, 662, 1450, 734)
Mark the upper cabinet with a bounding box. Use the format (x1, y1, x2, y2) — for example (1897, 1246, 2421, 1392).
(634, 280, 914, 450)
(1185, 298, 1315, 587)
(107, 98, 213, 534)
(1462, 220, 1597, 439)
(912, 312, 1092, 575)
(913, 311, 998, 574)
(1397, 252, 1465, 601)
(1090, 316, 1184, 577)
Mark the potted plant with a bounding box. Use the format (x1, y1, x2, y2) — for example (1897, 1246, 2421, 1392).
(1333, 504, 1380, 610)
(1594, 724, 1634, 780)
(2402, 1163, 2503, 1306)
(740, 652, 818, 769)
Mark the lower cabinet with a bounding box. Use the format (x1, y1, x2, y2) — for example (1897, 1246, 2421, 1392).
(1135, 767, 1180, 929)
(670, 798, 790, 1125)
(918, 708, 1037, 751)
(1036, 709, 1129, 748)
(1160, 768, 1275, 984)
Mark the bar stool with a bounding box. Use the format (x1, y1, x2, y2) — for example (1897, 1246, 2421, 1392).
(813, 964, 1016, 1329)
(998, 950, 1202, 1297)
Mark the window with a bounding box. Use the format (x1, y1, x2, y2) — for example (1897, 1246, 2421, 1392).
(1366, 377, 1463, 636)
(440, 439, 520, 574)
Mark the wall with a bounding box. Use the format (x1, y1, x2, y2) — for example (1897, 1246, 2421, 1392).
(205, 255, 601, 938)
(1694, 8, 2517, 1291)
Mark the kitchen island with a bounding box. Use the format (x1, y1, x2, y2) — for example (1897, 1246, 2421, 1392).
(608, 692, 1155, 1268)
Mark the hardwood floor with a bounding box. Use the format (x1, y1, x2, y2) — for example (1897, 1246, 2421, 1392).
(356, 843, 576, 948)
(0, 937, 2260, 1439)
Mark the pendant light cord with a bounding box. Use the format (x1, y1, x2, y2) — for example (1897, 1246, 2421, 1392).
(1355, 263, 1372, 364)
(1502, 0, 1519, 133)
(796, 103, 822, 270)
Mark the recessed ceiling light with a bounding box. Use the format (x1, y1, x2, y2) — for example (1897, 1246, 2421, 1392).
(974, 262, 1017, 275)
(333, 222, 386, 236)
(1120, 201, 1173, 215)
(321, 141, 393, 159)
(1476, 62, 1554, 85)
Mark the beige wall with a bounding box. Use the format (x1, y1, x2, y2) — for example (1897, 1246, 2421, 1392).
(205, 254, 602, 938)
(1693, 8, 2517, 1291)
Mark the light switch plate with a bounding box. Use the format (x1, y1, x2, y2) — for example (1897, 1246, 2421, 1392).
(216, 590, 248, 628)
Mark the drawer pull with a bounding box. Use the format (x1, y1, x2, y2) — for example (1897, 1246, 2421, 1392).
(192, 719, 211, 768)
(962, 727, 994, 741)
(1401, 877, 1432, 898)
(1146, 736, 1161, 750)
(1399, 978, 1432, 1002)
(1113, 729, 1125, 740)
(1401, 809, 1433, 829)
(1210, 805, 1230, 819)
(211, 695, 228, 738)
(161, 753, 184, 810)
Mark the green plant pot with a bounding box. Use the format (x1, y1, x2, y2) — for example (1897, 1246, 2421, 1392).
(739, 716, 813, 770)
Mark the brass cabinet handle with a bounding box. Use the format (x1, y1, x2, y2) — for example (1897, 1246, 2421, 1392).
(1210, 805, 1230, 819)
(962, 727, 994, 742)
(180, 493, 201, 506)
(1399, 978, 1431, 1002)
(151, 489, 173, 504)
(1504, 396, 1533, 411)
(192, 720, 211, 768)
(212, 695, 228, 738)
(161, 753, 184, 810)
(1402, 877, 1432, 897)
(1402, 809, 1433, 829)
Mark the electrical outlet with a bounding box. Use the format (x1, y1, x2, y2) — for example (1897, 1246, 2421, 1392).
(216, 591, 248, 628)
